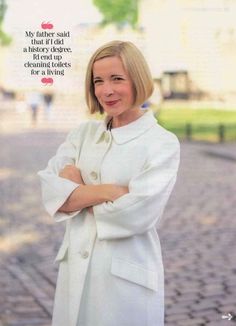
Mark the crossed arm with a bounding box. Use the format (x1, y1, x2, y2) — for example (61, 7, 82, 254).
(58, 165, 129, 214)
(38, 129, 180, 238)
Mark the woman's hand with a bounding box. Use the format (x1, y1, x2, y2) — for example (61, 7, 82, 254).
(59, 165, 95, 214)
(59, 165, 84, 184)
(58, 166, 129, 214)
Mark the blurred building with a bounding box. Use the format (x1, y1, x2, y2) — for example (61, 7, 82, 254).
(139, 0, 236, 102)
(0, 0, 236, 108)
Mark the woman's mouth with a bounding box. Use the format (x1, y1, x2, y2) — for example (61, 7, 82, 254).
(105, 100, 119, 106)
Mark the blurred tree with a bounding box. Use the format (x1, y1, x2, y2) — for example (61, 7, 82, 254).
(93, 0, 138, 29)
(0, 0, 11, 45)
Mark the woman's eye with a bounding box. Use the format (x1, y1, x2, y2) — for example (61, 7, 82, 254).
(94, 80, 102, 84)
(113, 77, 123, 81)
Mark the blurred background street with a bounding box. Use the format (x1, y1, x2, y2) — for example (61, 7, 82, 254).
(0, 108, 236, 325)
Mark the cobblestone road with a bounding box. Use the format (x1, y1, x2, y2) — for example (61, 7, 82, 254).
(0, 127, 236, 326)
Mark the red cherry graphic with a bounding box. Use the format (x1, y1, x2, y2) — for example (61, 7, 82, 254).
(41, 77, 54, 85)
(48, 23, 54, 29)
(41, 21, 54, 30)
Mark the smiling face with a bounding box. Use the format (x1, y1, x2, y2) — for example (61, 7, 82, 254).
(92, 56, 136, 118)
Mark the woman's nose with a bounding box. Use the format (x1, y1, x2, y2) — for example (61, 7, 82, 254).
(102, 83, 114, 96)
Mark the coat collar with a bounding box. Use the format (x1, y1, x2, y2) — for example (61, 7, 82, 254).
(94, 109, 157, 145)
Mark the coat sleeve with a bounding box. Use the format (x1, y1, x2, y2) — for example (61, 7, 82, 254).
(37, 124, 87, 222)
(93, 135, 180, 240)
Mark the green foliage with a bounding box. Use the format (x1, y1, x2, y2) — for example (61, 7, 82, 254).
(0, 0, 7, 24)
(156, 107, 236, 142)
(93, 0, 138, 28)
(156, 107, 236, 125)
(0, 26, 11, 45)
(0, 0, 11, 46)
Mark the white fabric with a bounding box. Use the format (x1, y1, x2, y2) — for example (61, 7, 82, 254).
(38, 109, 180, 326)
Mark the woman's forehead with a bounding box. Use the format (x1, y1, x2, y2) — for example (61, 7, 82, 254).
(93, 56, 127, 75)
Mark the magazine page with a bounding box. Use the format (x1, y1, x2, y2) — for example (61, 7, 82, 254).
(0, 1, 236, 325)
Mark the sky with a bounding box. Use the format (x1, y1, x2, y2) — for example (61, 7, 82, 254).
(4, 0, 102, 33)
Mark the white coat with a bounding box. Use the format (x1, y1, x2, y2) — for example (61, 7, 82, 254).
(38, 109, 180, 326)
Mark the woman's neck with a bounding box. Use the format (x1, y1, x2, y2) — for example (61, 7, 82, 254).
(111, 108, 145, 129)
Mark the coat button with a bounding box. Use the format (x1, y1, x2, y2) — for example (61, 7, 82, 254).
(90, 171, 98, 180)
(81, 251, 89, 259)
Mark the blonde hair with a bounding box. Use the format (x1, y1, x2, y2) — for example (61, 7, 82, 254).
(85, 40, 154, 114)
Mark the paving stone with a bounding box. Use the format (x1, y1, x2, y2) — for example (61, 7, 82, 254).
(176, 293, 200, 302)
(1, 129, 236, 325)
(166, 313, 192, 322)
(191, 308, 220, 319)
(166, 305, 190, 316)
(206, 321, 236, 326)
(191, 299, 219, 311)
(177, 318, 207, 325)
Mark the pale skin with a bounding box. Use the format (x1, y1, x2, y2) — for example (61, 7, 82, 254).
(58, 165, 129, 214)
(58, 55, 145, 214)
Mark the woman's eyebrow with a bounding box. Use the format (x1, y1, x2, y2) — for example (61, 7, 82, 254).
(111, 74, 124, 77)
(93, 74, 125, 80)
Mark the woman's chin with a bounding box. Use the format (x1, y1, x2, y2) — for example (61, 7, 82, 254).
(104, 109, 121, 117)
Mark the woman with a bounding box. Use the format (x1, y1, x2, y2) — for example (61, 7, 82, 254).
(38, 40, 180, 326)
